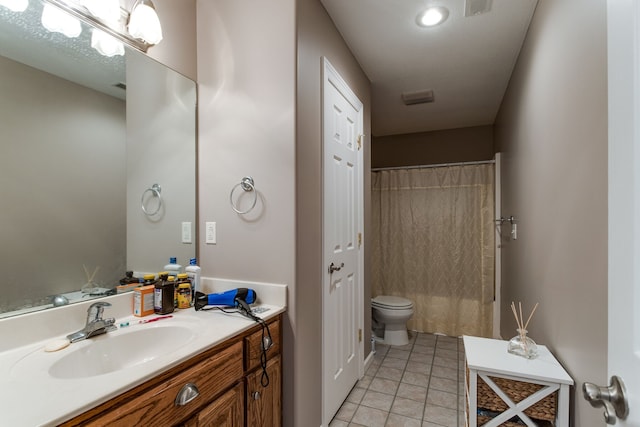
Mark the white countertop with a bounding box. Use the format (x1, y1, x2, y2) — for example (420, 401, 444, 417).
(463, 335, 574, 385)
(0, 278, 287, 427)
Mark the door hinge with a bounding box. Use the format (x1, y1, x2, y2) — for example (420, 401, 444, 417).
(357, 134, 363, 150)
(358, 232, 362, 248)
(358, 328, 362, 342)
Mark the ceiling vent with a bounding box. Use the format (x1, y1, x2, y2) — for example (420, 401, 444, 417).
(465, 0, 493, 17)
(401, 89, 435, 106)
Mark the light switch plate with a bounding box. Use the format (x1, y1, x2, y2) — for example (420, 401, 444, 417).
(181, 222, 192, 244)
(205, 222, 216, 244)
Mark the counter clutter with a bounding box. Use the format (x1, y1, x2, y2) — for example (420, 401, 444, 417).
(0, 278, 287, 426)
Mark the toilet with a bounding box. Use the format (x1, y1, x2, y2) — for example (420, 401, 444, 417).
(371, 295, 414, 346)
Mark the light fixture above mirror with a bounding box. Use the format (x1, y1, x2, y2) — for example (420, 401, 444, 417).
(0, 0, 162, 55)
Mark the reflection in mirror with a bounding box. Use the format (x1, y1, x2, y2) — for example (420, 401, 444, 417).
(0, 0, 196, 318)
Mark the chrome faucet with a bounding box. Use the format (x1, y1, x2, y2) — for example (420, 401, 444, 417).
(67, 302, 117, 343)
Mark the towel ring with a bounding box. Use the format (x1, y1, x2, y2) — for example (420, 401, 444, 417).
(141, 183, 162, 216)
(230, 176, 257, 214)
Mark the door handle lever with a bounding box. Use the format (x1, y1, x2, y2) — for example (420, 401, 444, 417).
(583, 376, 629, 425)
(328, 262, 344, 274)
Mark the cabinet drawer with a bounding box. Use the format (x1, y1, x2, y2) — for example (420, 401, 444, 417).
(84, 341, 243, 426)
(182, 382, 244, 427)
(244, 319, 280, 372)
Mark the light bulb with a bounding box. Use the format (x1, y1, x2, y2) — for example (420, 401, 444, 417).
(128, 0, 162, 45)
(417, 7, 449, 27)
(91, 28, 124, 57)
(41, 3, 81, 38)
(0, 0, 28, 12)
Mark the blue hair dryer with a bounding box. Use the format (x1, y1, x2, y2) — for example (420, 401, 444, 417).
(194, 288, 256, 311)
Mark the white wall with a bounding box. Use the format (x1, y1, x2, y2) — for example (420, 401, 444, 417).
(494, 0, 607, 425)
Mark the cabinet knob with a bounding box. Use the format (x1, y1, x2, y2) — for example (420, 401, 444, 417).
(175, 383, 200, 406)
(252, 391, 261, 400)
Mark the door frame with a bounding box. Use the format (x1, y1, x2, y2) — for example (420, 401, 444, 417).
(606, 0, 639, 424)
(321, 56, 365, 426)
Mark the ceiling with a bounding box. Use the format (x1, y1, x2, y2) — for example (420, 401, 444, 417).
(319, 0, 538, 137)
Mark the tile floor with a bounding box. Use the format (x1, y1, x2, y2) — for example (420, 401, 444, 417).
(330, 332, 466, 427)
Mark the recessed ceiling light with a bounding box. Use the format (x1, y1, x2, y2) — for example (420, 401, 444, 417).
(417, 6, 449, 27)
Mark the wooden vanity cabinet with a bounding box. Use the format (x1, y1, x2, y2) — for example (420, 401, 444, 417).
(60, 314, 282, 427)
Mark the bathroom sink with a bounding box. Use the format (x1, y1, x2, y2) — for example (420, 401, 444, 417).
(48, 325, 196, 379)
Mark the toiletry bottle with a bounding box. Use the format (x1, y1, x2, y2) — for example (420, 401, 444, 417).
(143, 274, 157, 286)
(165, 275, 176, 307)
(164, 257, 182, 277)
(119, 271, 138, 286)
(175, 273, 190, 308)
(154, 274, 174, 315)
(177, 283, 192, 309)
(185, 258, 201, 305)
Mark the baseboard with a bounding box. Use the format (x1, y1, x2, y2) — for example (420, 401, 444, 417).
(363, 349, 375, 375)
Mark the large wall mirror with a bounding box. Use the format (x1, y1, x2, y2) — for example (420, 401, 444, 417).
(0, 0, 197, 318)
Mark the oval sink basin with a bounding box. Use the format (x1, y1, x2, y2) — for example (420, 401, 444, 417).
(48, 325, 196, 379)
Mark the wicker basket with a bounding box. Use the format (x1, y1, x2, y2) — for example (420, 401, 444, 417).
(476, 375, 557, 422)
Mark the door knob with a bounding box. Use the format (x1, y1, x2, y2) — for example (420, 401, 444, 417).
(328, 262, 344, 274)
(583, 376, 629, 425)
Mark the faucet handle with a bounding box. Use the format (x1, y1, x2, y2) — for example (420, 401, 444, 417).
(87, 301, 112, 321)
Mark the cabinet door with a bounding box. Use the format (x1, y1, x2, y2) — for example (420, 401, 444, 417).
(245, 319, 280, 371)
(183, 383, 244, 427)
(246, 355, 281, 427)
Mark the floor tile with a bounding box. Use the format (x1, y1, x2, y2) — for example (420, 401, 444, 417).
(386, 413, 422, 427)
(391, 396, 425, 419)
(369, 377, 400, 395)
(361, 390, 395, 412)
(396, 382, 428, 402)
(334, 332, 466, 427)
(351, 405, 389, 427)
(423, 404, 458, 427)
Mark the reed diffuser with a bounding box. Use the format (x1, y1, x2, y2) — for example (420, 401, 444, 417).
(507, 301, 539, 359)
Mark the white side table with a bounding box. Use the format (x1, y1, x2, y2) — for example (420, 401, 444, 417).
(463, 336, 574, 427)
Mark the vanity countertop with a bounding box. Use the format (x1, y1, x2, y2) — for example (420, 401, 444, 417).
(0, 278, 287, 427)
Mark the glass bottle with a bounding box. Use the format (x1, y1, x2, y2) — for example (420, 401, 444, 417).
(507, 328, 538, 359)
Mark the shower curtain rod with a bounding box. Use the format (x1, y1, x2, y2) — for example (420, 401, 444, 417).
(371, 159, 495, 172)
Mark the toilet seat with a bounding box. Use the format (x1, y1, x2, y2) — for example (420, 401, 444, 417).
(372, 295, 413, 310)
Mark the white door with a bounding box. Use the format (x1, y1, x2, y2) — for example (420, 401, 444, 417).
(322, 57, 364, 425)
(601, 1, 638, 425)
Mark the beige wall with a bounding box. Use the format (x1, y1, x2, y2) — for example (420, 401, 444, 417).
(0, 55, 126, 312)
(494, 0, 607, 425)
(126, 52, 197, 274)
(195, 0, 297, 422)
(145, 0, 197, 81)
(372, 125, 494, 168)
(296, 0, 371, 425)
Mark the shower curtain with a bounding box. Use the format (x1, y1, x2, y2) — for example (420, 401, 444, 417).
(372, 164, 495, 337)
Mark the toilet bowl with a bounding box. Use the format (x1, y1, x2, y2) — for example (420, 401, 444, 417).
(371, 295, 414, 346)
